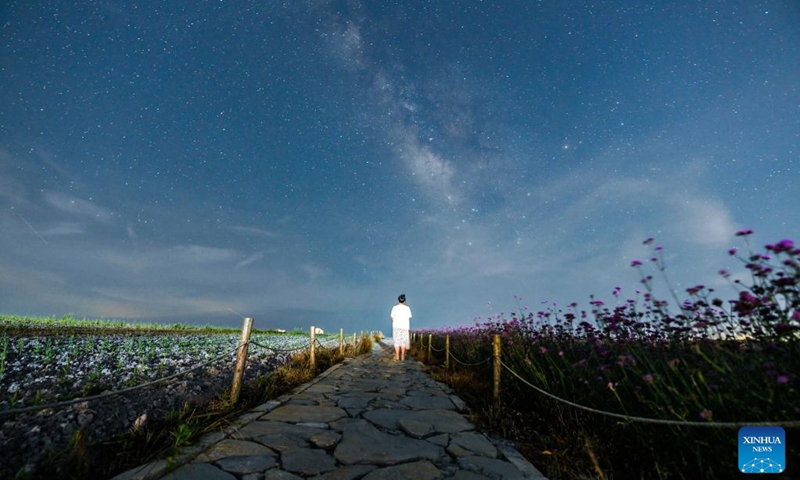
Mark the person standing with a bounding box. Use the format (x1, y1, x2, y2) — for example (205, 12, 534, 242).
(390, 294, 412, 361)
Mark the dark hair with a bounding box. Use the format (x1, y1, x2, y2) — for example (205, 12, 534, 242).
(398, 294, 406, 303)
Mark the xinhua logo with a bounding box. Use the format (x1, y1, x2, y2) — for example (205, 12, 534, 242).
(739, 426, 785, 474)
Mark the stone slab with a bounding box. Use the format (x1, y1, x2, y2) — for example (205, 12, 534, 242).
(398, 418, 435, 438)
(263, 405, 347, 423)
(361, 460, 443, 480)
(235, 420, 327, 441)
(400, 394, 456, 410)
(281, 447, 337, 476)
(161, 463, 236, 480)
(363, 409, 474, 434)
(263, 470, 305, 479)
(457, 456, 525, 480)
(333, 420, 445, 466)
(310, 429, 342, 449)
(216, 454, 277, 474)
(449, 432, 497, 459)
(194, 440, 275, 463)
(308, 464, 377, 480)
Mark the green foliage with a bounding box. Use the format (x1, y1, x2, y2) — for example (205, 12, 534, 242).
(0, 336, 7, 378)
(357, 334, 373, 355)
(0, 314, 243, 333)
(169, 423, 195, 452)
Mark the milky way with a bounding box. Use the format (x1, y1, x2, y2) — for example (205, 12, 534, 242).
(1, 1, 798, 331)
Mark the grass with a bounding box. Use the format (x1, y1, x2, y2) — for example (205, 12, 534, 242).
(0, 314, 298, 336)
(413, 232, 799, 479)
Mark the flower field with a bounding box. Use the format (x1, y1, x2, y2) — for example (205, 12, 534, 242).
(0, 317, 343, 478)
(414, 232, 799, 479)
(0, 319, 314, 411)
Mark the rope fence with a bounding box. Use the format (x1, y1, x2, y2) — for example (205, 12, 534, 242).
(448, 352, 493, 367)
(412, 332, 800, 429)
(249, 340, 307, 354)
(1, 320, 366, 418)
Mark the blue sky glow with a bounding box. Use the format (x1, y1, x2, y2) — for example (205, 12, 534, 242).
(1, 1, 798, 332)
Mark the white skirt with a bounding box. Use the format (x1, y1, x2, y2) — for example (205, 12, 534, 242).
(392, 327, 410, 348)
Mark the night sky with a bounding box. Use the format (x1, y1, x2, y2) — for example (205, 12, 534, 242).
(1, 1, 798, 332)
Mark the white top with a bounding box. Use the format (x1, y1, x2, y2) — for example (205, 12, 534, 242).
(390, 304, 412, 329)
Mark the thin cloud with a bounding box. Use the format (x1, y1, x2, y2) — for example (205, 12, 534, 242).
(171, 245, 239, 263)
(668, 195, 736, 247)
(237, 252, 265, 268)
(98, 244, 241, 271)
(39, 222, 84, 236)
(43, 191, 114, 223)
(0, 149, 31, 205)
(300, 262, 330, 280)
(225, 225, 279, 237)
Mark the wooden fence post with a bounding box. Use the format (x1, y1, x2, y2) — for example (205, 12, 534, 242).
(493, 334, 501, 404)
(230, 317, 253, 404)
(310, 326, 316, 369)
(427, 333, 432, 363)
(445, 334, 450, 370)
(339, 328, 344, 356)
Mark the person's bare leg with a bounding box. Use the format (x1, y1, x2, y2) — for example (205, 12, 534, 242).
(400, 346, 406, 361)
(394, 345, 400, 360)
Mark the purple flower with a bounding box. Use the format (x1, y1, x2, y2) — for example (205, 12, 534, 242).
(774, 323, 793, 335)
(766, 239, 795, 253)
(793, 311, 800, 321)
(728, 247, 738, 256)
(631, 259, 642, 267)
(686, 285, 705, 295)
(777, 375, 789, 384)
(643, 238, 654, 245)
(699, 409, 713, 420)
(735, 229, 754, 237)
(643, 373, 654, 384)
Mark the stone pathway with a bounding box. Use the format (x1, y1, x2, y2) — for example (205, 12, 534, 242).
(113, 342, 547, 480)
